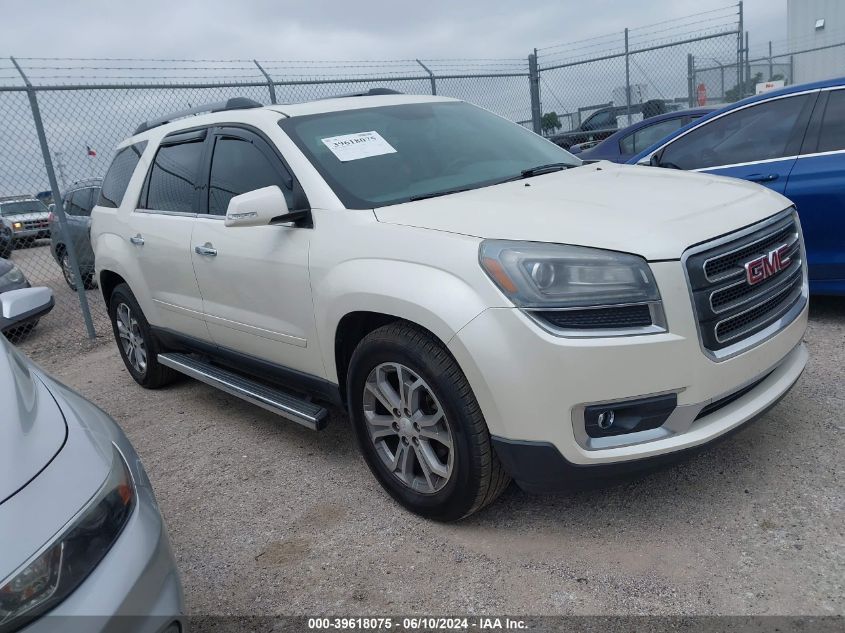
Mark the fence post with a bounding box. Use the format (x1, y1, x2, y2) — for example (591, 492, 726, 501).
(687, 53, 695, 108)
(745, 31, 751, 96)
(528, 50, 541, 134)
(415, 59, 436, 95)
(253, 59, 277, 104)
(737, 0, 744, 99)
(768, 40, 774, 81)
(624, 28, 632, 126)
(10, 56, 96, 339)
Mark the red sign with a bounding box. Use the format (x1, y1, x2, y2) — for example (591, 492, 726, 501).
(697, 83, 707, 106)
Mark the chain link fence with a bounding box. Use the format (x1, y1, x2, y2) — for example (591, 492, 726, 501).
(534, 4, 744, 147)
(2, 1, 843, 350)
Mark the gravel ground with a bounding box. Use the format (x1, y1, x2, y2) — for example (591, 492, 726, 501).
(16, 296, 845, 617)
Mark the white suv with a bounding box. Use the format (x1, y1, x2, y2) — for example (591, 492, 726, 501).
(91, 91, 809, 520)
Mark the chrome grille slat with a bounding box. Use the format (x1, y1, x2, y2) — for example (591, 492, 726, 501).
(684, 210, 807, 359)
(703, 224, 798, 282)
(709, 254, 802, 314)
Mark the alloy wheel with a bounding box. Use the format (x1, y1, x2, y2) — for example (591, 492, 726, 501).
(362, 362, 454, 494)
(115, 302, 147, 375)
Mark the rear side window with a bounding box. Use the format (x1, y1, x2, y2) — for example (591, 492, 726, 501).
(208, 137, 292, 215)
(620, 117, 686, 155)
(659, 95, 812, 170)
(98, 142, 146, 208)
(144, 141, 205, 213)
(66, 188, 94, 216)
(816, 90, 845, 153)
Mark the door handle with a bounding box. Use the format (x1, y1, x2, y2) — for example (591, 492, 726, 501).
(194, 243, 218, 257)
(129, 234, 144, 245)
(747, 173, 779, 183)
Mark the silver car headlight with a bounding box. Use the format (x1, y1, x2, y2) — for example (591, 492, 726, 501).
(479, 240, 666, 336)
(0, 447, 135, 630)
(0, 266, 25, 285)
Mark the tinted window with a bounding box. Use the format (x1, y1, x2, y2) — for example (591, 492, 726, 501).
(145, 141, 204, 213)
(66, 188, 94, 216)
(816, 90, 845, 153)
(99, 142, 146, 208)
(279, 101, 578, 209)
(659, 95, 811, 170)
(208, 137, 292, 215)
(620, 117, 687, 155)
(582, 109, 615, 131)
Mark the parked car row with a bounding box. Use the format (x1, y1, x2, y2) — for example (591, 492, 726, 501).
(3, 77, 841, 629)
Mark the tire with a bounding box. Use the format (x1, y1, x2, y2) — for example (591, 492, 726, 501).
(59, 248, 96, 291)
(108, 283, 177, 389)
(347, 322, 510, 521)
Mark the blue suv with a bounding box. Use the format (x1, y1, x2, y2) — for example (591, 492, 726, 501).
(629, 77, 845, 296)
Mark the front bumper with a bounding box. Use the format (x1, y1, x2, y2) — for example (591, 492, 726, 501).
(448, 260, 808, 489)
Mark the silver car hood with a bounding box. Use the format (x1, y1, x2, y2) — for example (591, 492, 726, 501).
(0, 339, 66, 504)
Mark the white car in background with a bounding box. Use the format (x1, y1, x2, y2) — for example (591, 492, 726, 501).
(91, 92, 808, 521)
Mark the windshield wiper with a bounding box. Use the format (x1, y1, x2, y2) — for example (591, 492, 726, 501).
(409, 187, 473, 202)
(502, 162, 573, 182)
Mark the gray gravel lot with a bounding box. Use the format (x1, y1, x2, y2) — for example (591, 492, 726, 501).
(16, 294, 845, 616)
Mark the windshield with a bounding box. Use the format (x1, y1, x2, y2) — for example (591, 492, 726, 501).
(0, 200, 48, 216)
(279, 101, 580, 209)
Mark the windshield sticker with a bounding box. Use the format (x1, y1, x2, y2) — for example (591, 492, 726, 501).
(321, 131, 397, 162)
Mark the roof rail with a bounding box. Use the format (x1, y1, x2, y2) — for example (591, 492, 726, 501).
(318, 87, 403, 100)
(133, 97, 263, 135)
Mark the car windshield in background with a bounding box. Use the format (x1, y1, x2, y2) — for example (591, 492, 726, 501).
(0, 200, 48, 216)
(279, 101, 580, 209)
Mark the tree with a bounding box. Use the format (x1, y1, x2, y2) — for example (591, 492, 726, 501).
(725, 72, 763, 102)
(541, 111, 562, 135)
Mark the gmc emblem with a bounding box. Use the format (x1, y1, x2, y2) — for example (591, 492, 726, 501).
(744, 244, 791, 286)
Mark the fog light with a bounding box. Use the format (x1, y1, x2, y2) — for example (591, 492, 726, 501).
(584, 394, 677, 438)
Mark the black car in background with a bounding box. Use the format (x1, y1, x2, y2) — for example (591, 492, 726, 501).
(49, 179, 101, 290)
(549, 99, 674, 150)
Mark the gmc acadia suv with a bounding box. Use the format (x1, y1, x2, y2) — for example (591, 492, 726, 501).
(91, 92, 809, 520)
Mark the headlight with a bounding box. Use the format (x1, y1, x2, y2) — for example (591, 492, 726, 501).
(0, 447, 135, 630)
(479, 240, 665, 335)
(0, 266, 25, 286)
(11, 222, 22, 231)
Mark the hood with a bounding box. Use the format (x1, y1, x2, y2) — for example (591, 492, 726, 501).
(374, 162, 791, 260)
(2, 212, 49, 221)
(0, 338, 67, 504)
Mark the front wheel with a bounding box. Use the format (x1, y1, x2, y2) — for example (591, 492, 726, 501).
(108, 283, 177, 389)
(347, 322, 510, 521)
(59, 249, 95, 290)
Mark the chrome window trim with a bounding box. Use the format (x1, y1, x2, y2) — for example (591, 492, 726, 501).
(132, 208, 197, 218)
(681, 208, 808, 362)
(640, 87, 821, 165)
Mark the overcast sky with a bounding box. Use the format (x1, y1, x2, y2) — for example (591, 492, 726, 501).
(0, 0, 786, 61)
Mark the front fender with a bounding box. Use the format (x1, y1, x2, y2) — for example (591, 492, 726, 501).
(315, 258, 493, 383)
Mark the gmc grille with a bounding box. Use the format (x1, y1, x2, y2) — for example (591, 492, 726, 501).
(685, 211, 806, 357)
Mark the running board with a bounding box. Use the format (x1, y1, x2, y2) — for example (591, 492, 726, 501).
(157, 352, 329, 430)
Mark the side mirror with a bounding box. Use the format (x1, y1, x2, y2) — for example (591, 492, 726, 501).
(224, 185, 311, 228)
(0, 287, 54, 333)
